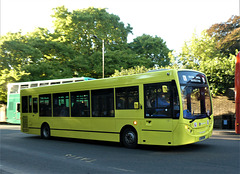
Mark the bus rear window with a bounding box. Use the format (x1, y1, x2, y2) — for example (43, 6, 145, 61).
(21, 96, 28, 113)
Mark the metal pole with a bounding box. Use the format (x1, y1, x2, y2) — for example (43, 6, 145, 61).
(102, 39, 104, 78)
(235, 51, 240, 134)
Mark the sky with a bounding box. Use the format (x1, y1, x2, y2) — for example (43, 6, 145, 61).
(0, 0, 239, 53)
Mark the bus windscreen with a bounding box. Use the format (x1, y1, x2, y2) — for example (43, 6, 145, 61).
(178, 71, 212, 120)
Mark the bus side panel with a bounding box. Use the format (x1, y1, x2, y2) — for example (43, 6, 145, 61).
(51, 129, 91, 140)
(44, 117, 91, 138)
(21, 114, 41, 135)
(139, 119, 173, 145)
(89, 132, 119, 142)
(140, 131, 172, 145)
(48, 117, 119, 142)
(28, 128, 41, 136)
(115, 110, 144, 144)
(90, 117, 118, 142)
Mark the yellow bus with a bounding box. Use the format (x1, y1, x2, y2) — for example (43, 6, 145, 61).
(20, 69, 213, 148)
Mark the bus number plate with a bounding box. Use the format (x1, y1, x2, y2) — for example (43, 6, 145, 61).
(199, 136, 205, 141)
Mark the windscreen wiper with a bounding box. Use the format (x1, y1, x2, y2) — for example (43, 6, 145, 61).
(189, 117, 196, 123)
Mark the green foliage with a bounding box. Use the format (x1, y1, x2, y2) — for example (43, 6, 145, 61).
(128, 34, 171, 67)
(207, 15, 240, 56)
(198, 53, 236, 94)
(179, 30, 220, 69)
(52, 6, 132, 53)
(1, 6, 171, 102)
(111, 66, 151, 77)
(0, 67, 29, 103)
(179, 30, 237, 94)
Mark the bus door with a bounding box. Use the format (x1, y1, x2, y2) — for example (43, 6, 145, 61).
(142, 82, 177, 145)
(16, 102, 21, 121)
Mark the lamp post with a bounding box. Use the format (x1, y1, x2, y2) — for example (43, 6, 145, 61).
(93, 36, 104, 78)
(102, 39, 104, 79)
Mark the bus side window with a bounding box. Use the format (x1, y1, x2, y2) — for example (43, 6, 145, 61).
(71, 91, 90, 117)
(53, 93, 70, 117)
(29, 96, 32, 113)
(33, 98, 38, 113)
(39, 94, 52, 117)
(116, 86, 139, 109)
(92, 88, 114, 117)
(21, 96, 28, 113)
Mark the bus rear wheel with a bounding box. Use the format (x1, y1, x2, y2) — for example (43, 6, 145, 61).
(41, 123, 51, 139)
(121, 128, 137, 148)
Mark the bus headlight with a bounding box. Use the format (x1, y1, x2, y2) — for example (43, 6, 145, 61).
(185, 125, 193, 133)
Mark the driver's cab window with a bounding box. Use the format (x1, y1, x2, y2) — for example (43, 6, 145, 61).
(144, 81, 179, 118)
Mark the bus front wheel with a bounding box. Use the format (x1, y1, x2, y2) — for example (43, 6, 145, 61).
(121, 128, 137, 148)
(41, 123, 51, 139)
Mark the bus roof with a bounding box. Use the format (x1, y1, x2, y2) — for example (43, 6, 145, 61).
(20, 69, 181, 95)
(8, 77, 94, 86)
(8, 77, 95, 94)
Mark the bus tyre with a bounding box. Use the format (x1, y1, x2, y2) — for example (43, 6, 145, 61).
(121, 128, 137, 148)
(41, 124, 51, 139)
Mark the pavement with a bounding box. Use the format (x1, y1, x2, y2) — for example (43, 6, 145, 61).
(212, 129, 240, 136)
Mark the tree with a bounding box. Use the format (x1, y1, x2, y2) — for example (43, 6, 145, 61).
(0, 30, 79, 82)
(0, 67, 28, 103)
(179, 30, 236, 94)
(179, 30, 221, 69)
(198, 52, 236, 94)
(207, 15, 240, 56)
(51, 6, 132, 54)
(72, 49, 153, 78)
(0, 6, 173, 102)
(0, 32, 42, 71)
(128, 34, 171, 67)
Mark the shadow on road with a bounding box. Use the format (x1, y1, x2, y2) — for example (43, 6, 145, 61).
(23, 135, 212, 152)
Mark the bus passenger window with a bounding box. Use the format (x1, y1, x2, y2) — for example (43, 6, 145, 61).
(33, 98, 38, 113)
(29, 96, 32, 113)
(92, 88, 114, 117)
(116, 86, 139, 109)
(53, 93, 69, 117)
(21, 96, 28, 113)
(39, 94, 52, 117)
(144, 83, 171, 118)
(71, 91, 90, 117)
(10, 85, 19, 94)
